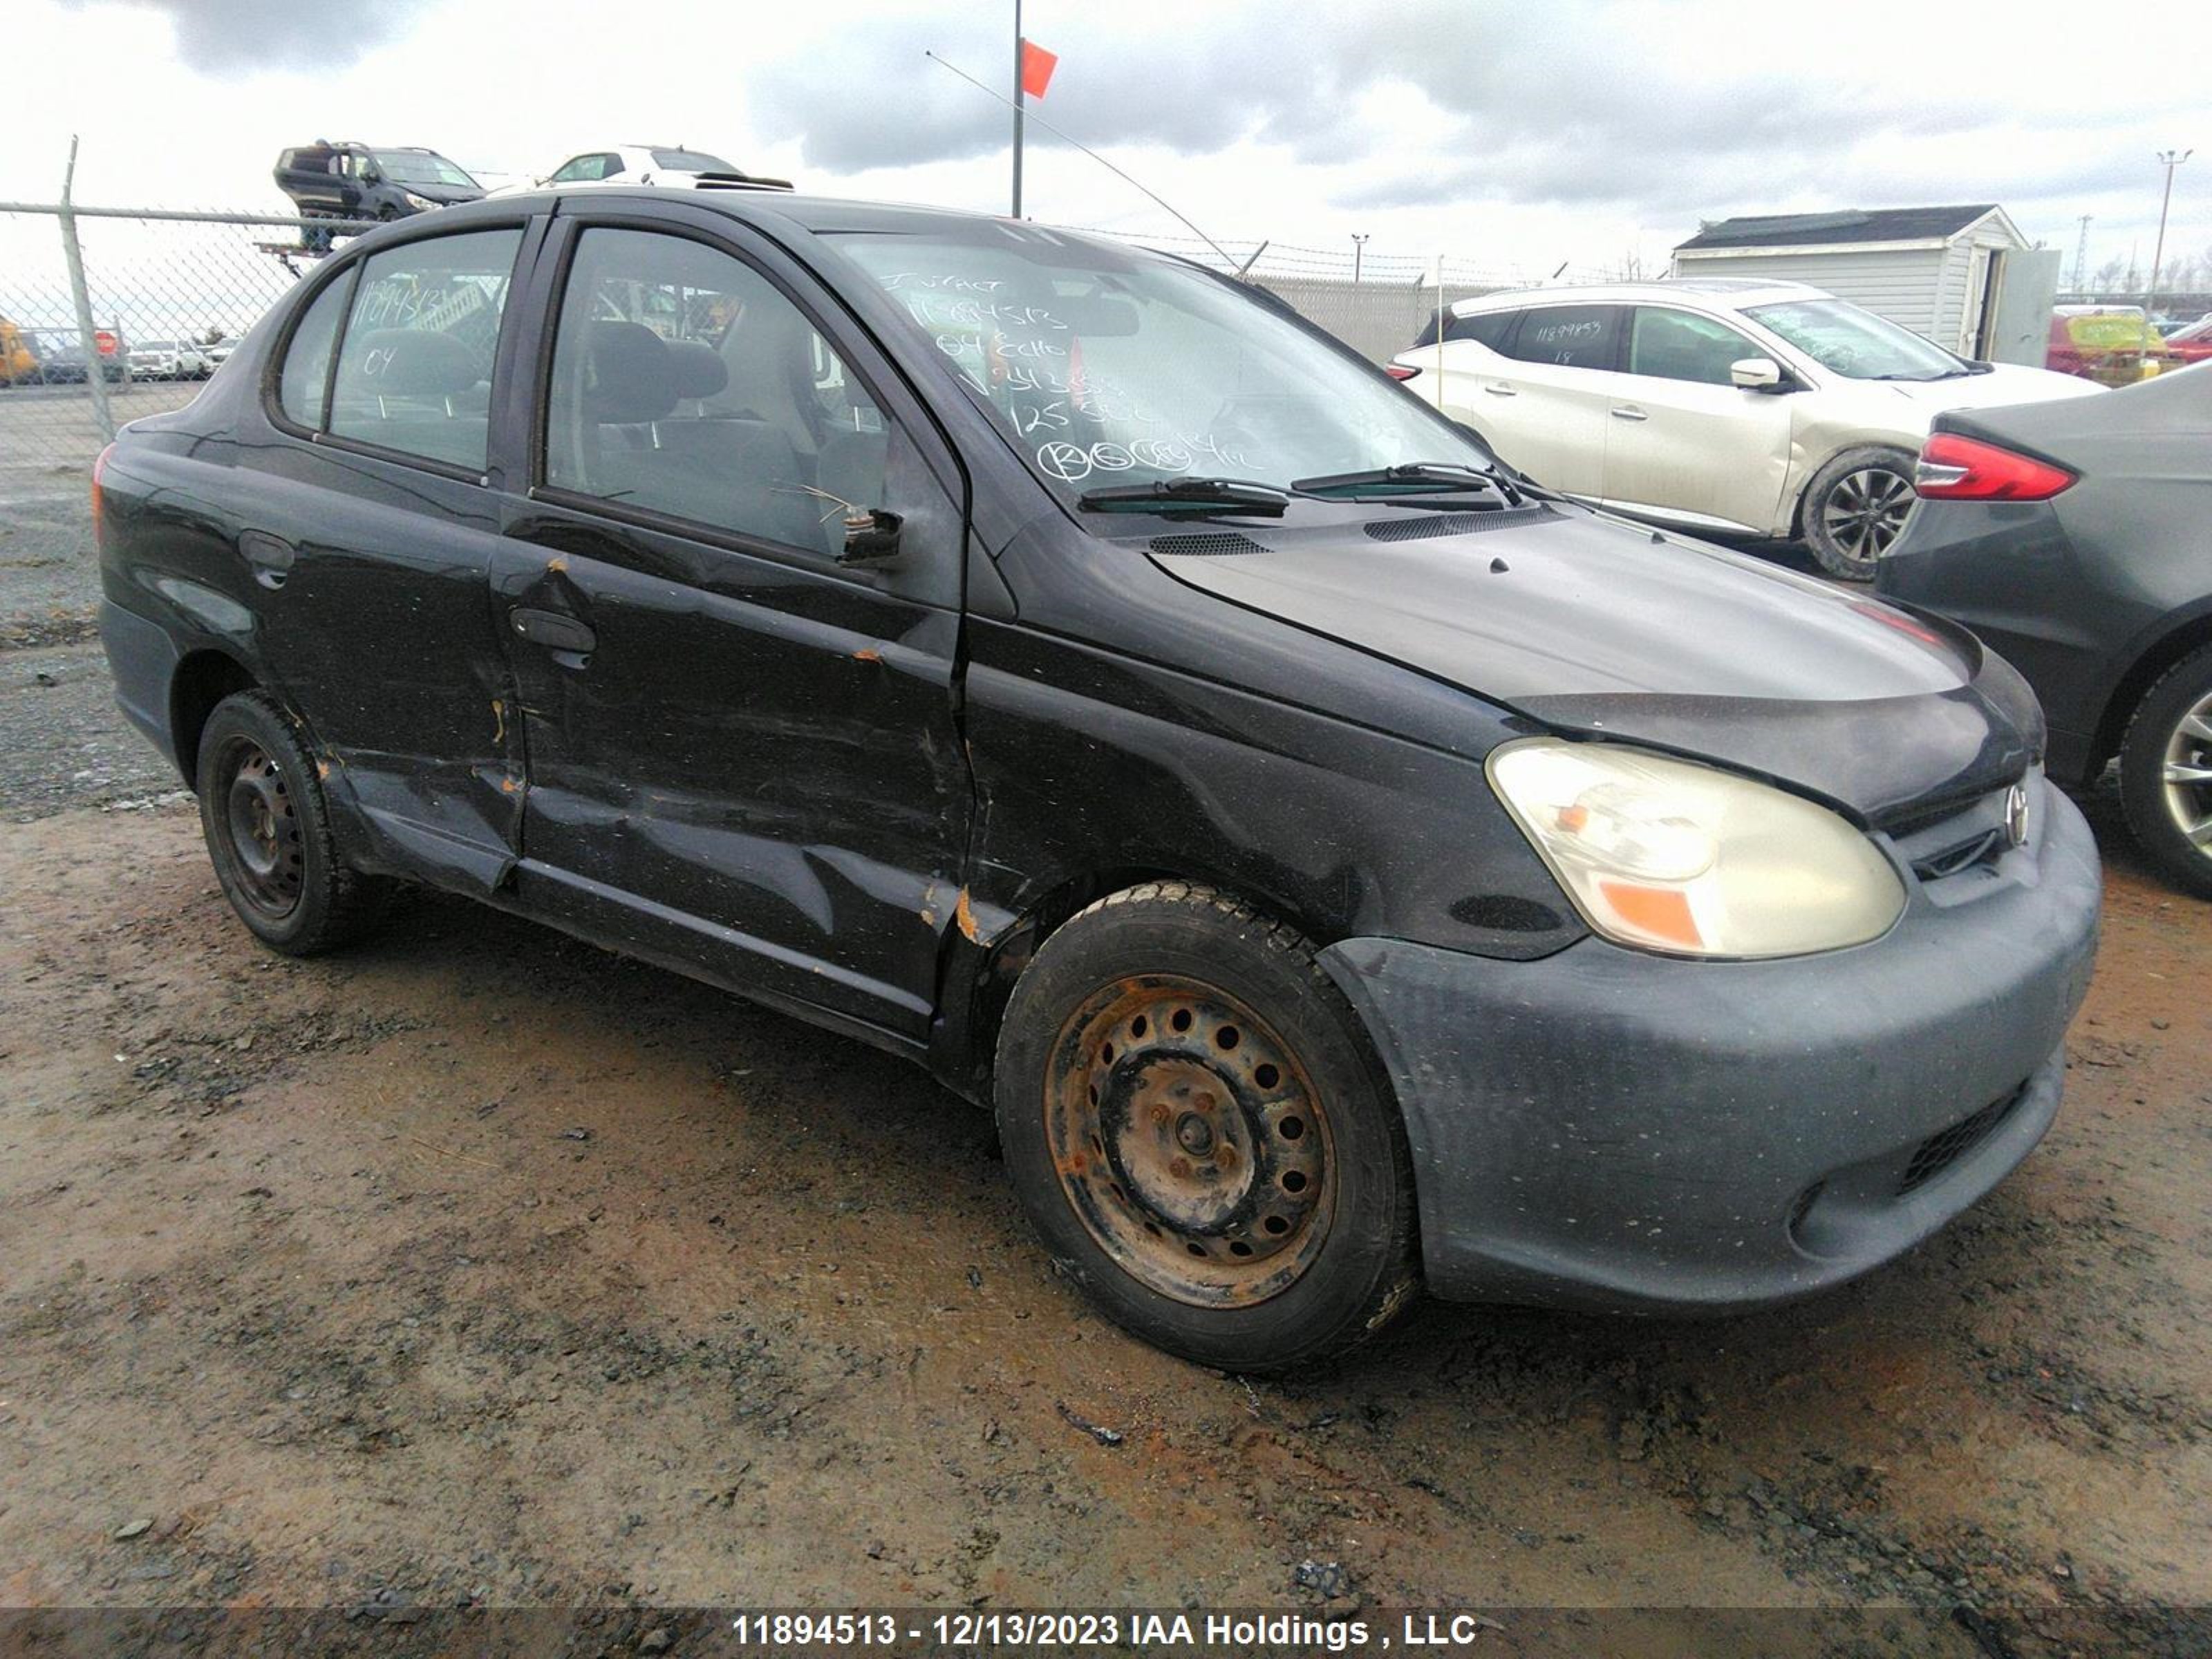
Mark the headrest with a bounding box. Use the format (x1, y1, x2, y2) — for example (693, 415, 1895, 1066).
(583, 320, 676, 423)
(346, 328, 484, 397)
(664, 338, 729, 401)
(717, 299, 813, 397)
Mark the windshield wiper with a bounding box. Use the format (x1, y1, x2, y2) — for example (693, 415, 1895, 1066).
(1294, 461, 1547, 507)
(1078, 478, 1293, 516)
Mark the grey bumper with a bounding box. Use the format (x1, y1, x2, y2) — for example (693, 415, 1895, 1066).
(1319, 778, 2101, 1313)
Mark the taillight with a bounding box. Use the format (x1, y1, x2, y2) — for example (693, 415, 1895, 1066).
(91, 442, 113, 547)
(1912, 432, 2074, 501)
(1385, 364, 1421, 381)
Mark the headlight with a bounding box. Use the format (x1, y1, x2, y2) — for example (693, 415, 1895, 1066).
(1488, 738, 1904, 959)
(402, 190, 438, 211)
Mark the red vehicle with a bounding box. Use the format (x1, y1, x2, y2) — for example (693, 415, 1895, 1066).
(2159, 315, 2212, 366)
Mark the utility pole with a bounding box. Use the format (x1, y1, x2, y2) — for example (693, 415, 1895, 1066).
(1351, 234, 1368, 285)
(2146, 149, 2193, 325)
(2072, 215, 2092, 292)
(1010, 0, 1024, 218)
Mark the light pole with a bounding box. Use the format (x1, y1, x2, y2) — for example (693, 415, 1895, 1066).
(1011, 0, 1025, 218)
(2146, 148, 2193, 327)
(1351, 234, 1369, 285)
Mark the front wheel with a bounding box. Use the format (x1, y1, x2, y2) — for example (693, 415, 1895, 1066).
(994, 883, 1419, 1373)
(2118, 644, 2212, 899)
(1801, 446, 1918, 580)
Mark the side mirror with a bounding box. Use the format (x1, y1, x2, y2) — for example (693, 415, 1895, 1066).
(838, 507, 903, 567)
(1730, 356, 1785, 391)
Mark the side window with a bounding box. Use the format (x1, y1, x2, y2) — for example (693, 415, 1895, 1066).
(325, 227, 522, 469)
(1499, 305, 1622, 370)
(543, 226, 887, 557)
(276, 274, 351, 429)
(1629, 307, 1759, 385)
(597, 153, 626, 179)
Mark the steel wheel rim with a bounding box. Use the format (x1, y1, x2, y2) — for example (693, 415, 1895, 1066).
(2161, 691, 2212, 859)
(219, 737, 305, 918)
(1044, 973, 1334, 1309)
(1820, 465, 1915, 565)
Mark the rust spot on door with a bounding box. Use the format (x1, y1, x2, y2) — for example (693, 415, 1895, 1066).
(955, 888, 983, 944)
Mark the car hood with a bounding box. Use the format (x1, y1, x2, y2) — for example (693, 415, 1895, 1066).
(400, 182, 485, 205)
(1147, 505, 2041, 825)
(1873, 362, 2103, 412)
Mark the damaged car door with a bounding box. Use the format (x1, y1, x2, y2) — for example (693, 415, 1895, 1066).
(489, 213, 971, 1043)
(254, 223, 536, 890)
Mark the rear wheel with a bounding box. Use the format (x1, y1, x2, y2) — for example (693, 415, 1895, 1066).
(1801, 446, 1917, 580)
(196, 691, 390, 954)
(2118, 645, 2212, 899)
(994, 882, 1419, 1373)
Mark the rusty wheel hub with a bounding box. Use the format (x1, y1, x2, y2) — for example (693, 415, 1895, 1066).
(1045, 975, 1333, 1309)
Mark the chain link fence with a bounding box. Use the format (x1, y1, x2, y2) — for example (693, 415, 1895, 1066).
(1, 204, 373, 490)
(1078, 226, 1613, 363)
(2, 202, 1604, 488)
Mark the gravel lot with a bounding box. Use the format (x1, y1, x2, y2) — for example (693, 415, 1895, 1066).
(1, 503, 2206, 1657)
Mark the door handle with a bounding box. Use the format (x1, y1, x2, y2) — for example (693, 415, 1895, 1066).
(509, 606, 596, 653)
(1483, 382, 1518, 396)
(1610, 405, 1649, 421)
(238, 529, 296, 589)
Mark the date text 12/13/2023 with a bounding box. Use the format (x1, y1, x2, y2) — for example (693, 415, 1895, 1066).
(727, 1611, 1522, 1649)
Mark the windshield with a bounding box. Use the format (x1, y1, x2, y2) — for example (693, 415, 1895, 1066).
(650, 149, 734, 172)
(373, 150, 478, 189)
(1743, 298, 1968, 381)
(829, 228, 1493, 503)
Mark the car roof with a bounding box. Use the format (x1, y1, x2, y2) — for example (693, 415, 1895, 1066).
(1446, 278, 1829, 317)
(406, 187, 1113, 244)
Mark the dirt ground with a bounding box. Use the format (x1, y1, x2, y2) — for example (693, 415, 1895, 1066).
(1, 647, 2209, 1657)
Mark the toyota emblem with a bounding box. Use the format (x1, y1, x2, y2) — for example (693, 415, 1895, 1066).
(2004, 783, 2030, 849)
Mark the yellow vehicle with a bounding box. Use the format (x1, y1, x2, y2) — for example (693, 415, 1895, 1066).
(2047, 306, 2168, 386)
(0, 316, 41, 386)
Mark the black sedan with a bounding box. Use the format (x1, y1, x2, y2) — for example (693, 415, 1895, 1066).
(1880, 366, 2212, 897)
(95, 191, 2099, 1370)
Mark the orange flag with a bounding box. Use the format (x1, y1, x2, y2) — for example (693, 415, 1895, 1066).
(1020, 39, 1058, 99)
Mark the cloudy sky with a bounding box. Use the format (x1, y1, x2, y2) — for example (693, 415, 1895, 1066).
(4, 0, 2204, 283)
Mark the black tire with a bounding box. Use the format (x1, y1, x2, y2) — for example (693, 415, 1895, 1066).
(994, 881, 1419, 1373)
(2117, 644, 2212, 900)
(1801, 445, 1918, 581)
(195, 690, 390, 954)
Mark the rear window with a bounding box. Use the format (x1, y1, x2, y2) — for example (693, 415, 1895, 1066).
(277, 277, 351, 429)
(1497, 305, 1622, 369)
(1411, 308, 1517, 350)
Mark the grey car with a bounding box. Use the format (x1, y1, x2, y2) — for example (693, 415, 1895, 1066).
(1879, 365, 2212, 897)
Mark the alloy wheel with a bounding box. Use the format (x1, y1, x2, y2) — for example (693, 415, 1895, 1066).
(1819, 464, 1915, 568)
(2161, 691, 2212, 861)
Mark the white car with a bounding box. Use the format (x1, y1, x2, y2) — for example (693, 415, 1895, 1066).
(1392, 279, 2101, 579)
(500, 144, 785, 193)
(125, 339, 212, 380)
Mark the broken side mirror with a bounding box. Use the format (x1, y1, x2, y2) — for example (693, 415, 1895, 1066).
(838, 507, 903, 567)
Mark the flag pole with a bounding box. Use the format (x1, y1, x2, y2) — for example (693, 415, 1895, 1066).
(1011, 0, 1024, 218)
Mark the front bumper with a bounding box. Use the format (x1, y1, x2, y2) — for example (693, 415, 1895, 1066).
(1319, 777, 2101, 1313)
